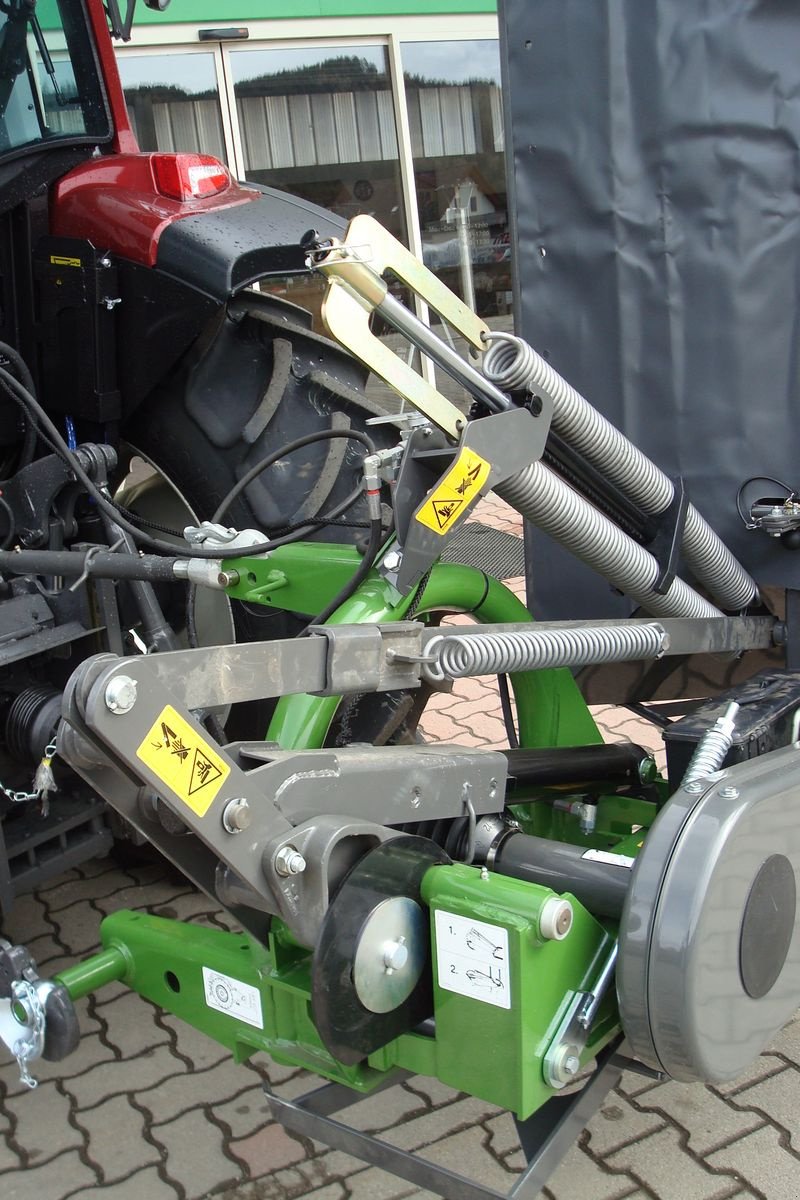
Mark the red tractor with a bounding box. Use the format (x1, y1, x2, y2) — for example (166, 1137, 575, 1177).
(0, 0, 387, 913)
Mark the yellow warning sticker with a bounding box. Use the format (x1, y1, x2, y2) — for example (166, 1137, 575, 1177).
(136, 704, 230, 817)
(49, 254, 81, 267)
(415, 448, 491, 535)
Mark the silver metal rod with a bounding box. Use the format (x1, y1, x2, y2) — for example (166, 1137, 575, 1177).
(378, 291, 511, 414)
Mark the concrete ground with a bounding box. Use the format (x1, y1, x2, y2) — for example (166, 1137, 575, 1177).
(1, 496, 799, 1199)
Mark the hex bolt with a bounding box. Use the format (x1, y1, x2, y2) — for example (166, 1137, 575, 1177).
(539, 897, 573, 941)
(550, 1042, 582, 1086)
(382, 935, 408, 975)
(684, 780, 705, 794)
(719, 785, 740, 800)
(382, 549, 402, 572)
(104, 675, 138, 715)
(274, 845, 307, 877)
(221, 797, 251, 834)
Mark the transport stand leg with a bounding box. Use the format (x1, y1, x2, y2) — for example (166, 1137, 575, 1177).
(264, 1039, 627, 1200)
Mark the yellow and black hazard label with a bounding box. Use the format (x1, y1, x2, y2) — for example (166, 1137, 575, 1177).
(49, 254, 82, 268)
(415, 448, 491, 535)
(136, 704, 230, 817)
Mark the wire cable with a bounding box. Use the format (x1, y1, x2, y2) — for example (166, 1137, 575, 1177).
(0, 366, 377, 561)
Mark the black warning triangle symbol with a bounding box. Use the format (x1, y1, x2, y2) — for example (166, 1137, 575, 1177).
(432, 498, 463, 529)
(189, 747, 223, 795)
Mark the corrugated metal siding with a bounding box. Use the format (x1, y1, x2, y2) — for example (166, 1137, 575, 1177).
(138, 83, 500, 168)
(150, 98, 225, 160)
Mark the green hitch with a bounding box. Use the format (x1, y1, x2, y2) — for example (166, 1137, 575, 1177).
(55, 945, 129, 1001)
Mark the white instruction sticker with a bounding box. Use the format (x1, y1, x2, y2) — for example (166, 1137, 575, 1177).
(434, 910, 511, 1009)
(202, 966, 263, 1029)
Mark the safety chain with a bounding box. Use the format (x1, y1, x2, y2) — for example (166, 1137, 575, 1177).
(9, 979, 46, 1089)
(0, 737, 58, 805)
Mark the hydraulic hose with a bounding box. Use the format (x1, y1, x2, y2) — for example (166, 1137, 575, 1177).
(495, 459, 721, 618)
(483, 332, 758, 611)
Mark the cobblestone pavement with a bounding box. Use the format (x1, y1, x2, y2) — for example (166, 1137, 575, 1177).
(1, 496, 798, 1199)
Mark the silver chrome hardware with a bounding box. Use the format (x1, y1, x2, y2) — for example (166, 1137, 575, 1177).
(104, 675, 137, 715)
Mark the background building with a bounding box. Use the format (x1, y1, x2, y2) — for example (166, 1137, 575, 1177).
(114, 1, 509, 350)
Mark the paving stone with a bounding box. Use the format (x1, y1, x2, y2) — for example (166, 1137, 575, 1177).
(0, 1149, 97, 1198)
(97, 991, 169, 1060)
(722, 1067, 800, 1150)
(707, 1124, 800, 1199)
(769, 1017, 800, 1068)
(135, 1057, 251, 1124)
(75, 1093, 159, 1181)
(607, 1124, 743, 1199)
(420, 1126, 515, 1192)
(539, 1140, 641, 1200)
(387, 1096, 499, 1153)
(151, 1107, 241, 1198)
(44, 871, 134, 912)
(583, 1092, 666, 1157)
(340, 1084, 427, 1133)
(157, 1011, 233, 1070)
(94, 881, 194, 917)
(229, 1120, 307, 1179)
(715, 1054, 786, 1097)
(67, 1165, 179, 1199)
(149, 890, 226, 922)
(483, 1112, 521, 1162)
(0, 1030, 117, 1100)
(402, 1076, 459, 1108)
(345, 1165, 436, 1199)
(4, 1080, 83, 1164)
(3, 894, 53, 943)
(48, 900, 104, 956)
(215, 1084, 274, 1141)
(66, 1043, 187, 1110)
(633, 1081, 764, 1156)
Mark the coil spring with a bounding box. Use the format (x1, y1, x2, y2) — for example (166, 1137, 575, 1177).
(497, 461, 720, 619)
(483, 331, 758, 611)
(682, 701, 740, 786)
(425, 622, 668, 682)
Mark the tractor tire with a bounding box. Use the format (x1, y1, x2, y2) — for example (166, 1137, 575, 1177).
(120, 297, 396, 740)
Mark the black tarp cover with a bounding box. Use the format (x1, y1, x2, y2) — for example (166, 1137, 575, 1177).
(501, 0, 800, 625)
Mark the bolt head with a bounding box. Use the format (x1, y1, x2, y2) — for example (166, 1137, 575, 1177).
(719, 785, 740, 800)
(222, 798, 251, 834)
(564, 1055, 581, 1076)
(684, 780, 705, 794)
(275, 845, 307, 877)
(382, 549, 402, 572)
(104, 675, 137, 715)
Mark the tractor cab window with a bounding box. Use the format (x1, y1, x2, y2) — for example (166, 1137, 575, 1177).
(0, 0, 109, 156)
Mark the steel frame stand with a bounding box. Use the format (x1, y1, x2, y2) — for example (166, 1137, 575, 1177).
(265, 1039, 626, 1200)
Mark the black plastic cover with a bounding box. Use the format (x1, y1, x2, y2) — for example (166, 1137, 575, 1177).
(501, 1, 800, 618)
(156, 184, 346, 301)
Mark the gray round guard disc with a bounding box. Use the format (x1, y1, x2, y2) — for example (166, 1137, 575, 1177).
(618, 744, 800, 1083)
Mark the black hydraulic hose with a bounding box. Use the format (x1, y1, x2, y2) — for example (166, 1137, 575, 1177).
(212, 429, 376, 525)
(0, 548, 179, 581)
(0, 366, 378, 562)
(302, 515, 384, 631)
(0, 340, 38, 468)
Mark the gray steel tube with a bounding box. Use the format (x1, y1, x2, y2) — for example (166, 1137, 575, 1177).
(378, 292, 511, 413)
(484, 333, 758, 611)
(492, 831, 631, 920)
